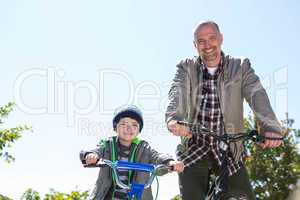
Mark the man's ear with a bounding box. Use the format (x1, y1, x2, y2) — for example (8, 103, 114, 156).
(193, 41, 197, 49)
(219, 33, 224, 45)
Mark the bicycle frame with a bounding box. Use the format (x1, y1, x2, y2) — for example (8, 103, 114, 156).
(178, 121, 284, 200)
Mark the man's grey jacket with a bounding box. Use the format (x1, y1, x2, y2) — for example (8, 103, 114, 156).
(165, 54, 283, 160)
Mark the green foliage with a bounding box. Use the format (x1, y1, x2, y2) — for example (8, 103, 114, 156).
(0, 194, 13, 200)
(21, 189, 41, 200)
(170, 195, 181, 200)
(44, 189, 89, 200)
(0, 102, 32, 162)
(244, 117, 300, 200)
(21, 189, 89, 200)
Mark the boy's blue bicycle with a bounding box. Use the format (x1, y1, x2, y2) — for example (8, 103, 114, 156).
(80, 154, 172, 200)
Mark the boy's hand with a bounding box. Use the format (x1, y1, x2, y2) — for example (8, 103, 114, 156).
(85, 153, 99, 165)
(168, 160, 185, 173)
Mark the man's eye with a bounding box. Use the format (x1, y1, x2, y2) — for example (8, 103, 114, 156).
(198, 40, 205, 44)
(209, 36, 217, 41)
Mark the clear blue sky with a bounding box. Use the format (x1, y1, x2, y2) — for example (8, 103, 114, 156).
(1, 0, 299, 199)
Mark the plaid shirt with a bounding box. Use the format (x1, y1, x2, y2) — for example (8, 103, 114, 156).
(176, 61, 242, 176)
(198, 64, 223, 132)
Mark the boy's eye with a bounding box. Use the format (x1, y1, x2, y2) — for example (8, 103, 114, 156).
(118, 123, 138, 128)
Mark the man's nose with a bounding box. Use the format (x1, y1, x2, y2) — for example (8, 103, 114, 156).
(204, 40, 211, 48)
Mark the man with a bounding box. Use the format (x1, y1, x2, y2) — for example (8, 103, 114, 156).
(165, 21, 283, 200)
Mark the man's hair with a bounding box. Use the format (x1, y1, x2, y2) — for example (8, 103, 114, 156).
(193, 20, 221, 40)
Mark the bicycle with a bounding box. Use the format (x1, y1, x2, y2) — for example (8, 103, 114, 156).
(177, 121, 284, 200)
(80, 152, 173, 200)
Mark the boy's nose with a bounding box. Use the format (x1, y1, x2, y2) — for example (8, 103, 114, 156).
(125, 125, 133, 131)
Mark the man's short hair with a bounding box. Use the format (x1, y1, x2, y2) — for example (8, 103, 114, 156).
(193, 20, 221, 40)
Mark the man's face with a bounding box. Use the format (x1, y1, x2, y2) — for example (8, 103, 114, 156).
(116, 117, 139, 143)
(194, 24, 223, 67)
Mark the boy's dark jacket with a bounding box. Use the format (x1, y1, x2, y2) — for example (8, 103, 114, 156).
(81, 137, 173, 200)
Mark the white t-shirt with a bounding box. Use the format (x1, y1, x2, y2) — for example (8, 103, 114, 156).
(206, 66, 218, 75)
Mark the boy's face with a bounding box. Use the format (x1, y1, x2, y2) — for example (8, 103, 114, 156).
(116, 117, 140, 144)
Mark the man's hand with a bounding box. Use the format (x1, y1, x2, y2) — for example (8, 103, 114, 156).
(167, 120, 192, 138)
(85, 153, 99, 165)
(168, 160, 185, 173)
(258, 132, 284, 149)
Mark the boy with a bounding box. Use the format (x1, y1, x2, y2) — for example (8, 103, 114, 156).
(81, 105, 184, 200)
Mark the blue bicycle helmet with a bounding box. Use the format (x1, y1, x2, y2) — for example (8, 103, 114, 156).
(113, 105, 144, 132)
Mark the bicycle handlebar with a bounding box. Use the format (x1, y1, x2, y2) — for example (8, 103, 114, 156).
(177, 121, 284, 143)
(82, 158, 172, 189)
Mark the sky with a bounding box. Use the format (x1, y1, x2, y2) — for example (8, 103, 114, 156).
(0, 0, 300, 199)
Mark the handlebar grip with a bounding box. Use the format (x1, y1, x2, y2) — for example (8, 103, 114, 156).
(155, 165, 174, 176)
(83, 163, 106, 168)
(177, 121, 188, 126)
(84, 164, 96, 168)
(255, 134, 266, 143)
(253, 134, 284, 143)
(79, 150, 87, 164)
(264, 136, 284, 140)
